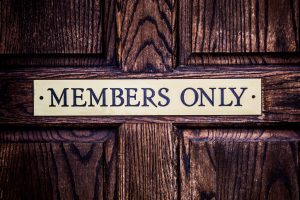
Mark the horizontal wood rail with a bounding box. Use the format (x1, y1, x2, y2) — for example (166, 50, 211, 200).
(0, 66, 299, 127)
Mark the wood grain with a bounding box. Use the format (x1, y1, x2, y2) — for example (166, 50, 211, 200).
(0, 54, 114, 67)
(0, 0, 104, 54)
(0, 0, 117, 67)
(118, 123, 178, 199)
(0, 66, 299, 125)
(192, 0, 299, 53)
(116, 0, 177, 72)
(179, 0, 300, 66)
(0, 129, 117, 200)
(179, 129, 300, 199)
(0, 0, 299, 199)
(186, 53, 300, 66)
(0, 128, 116, 143)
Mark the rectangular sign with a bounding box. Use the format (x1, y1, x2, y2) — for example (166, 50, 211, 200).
(34, 79, 262, 116)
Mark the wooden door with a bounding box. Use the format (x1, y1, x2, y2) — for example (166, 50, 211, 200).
(0, 0, 299, 199)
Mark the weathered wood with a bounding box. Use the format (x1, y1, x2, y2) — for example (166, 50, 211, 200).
(179, 0, 300, 65)
(0, 66, 299, 126)
(0, 129, 117, 200)
(179, 129, 300, 199)
(192, 0, 299, 53)
(118, 123, 178, 199)
(116, 0, 177, 72)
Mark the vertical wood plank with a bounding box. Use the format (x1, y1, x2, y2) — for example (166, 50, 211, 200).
(118, 123, 178, 199)
(179, 129, 300, 199)
(0, 0, 103, 54)
(191, 0, 299, 53)
(116, 0, 177, 72)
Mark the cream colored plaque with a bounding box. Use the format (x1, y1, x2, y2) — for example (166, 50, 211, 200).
(34, 79, 262, 116)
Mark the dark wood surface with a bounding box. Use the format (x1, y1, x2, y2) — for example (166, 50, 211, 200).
(1, 127, 299, 199)
(118, 123, 178, 199)
(0, 0, 117, 67)
(116, 0, 176, 72)
(179, 129, 300, 199)
(185, 53, 300, 66)
(0, 66, 299, 126)
(191, 0, 299, 53)
(0, 0, 103, 54)
(0, 128, 116, 143)
(0, 0, 299, 199)
(1, 0, 299, 67)
(179, 0, 300, 66)
(0, 129, 117, 200)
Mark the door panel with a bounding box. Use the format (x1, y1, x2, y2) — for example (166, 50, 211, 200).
(180, 0, 300, 65)
(0, 0, 103, 54)
(0, 129, 117, 200)
(192, 0, 299, 53)
(0, 0, 117, 67)
(179, 129, 300, 199)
